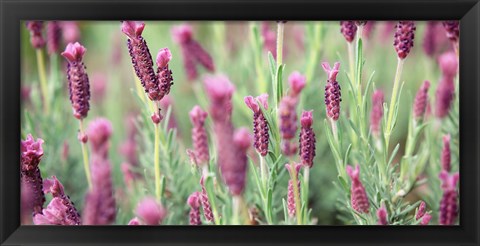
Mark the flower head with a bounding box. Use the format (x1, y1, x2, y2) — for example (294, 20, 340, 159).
(288, 71, 306, 97)
(279, 96, 299, 155)
(244, 94, 270, 156)
(21, 134, 45, 215)
(187, 192, 202, 225)
(33, 197, 80, 225)
(394, 21, 416, 59)
(340, 21, 357, 43)
(416, 201, 427, 220)
(199, 176, 214, 222)
(439, 51, 458, 79)
(87, 118, 113, 159)
(222, 127, 251, 196)
(203, 75, 235, 123)
(413, 80, 430, 120)
(435, 77, 455, 118)
(61, 21, 80, 43)
(156, 48, 174, 101)
(26, 21, 46, 49)
(47, 21, 61, 55)
(377, 203, 388, 225)
(346, 165, 370, 214)
(439, 171, 459, 225)
(299, 110, 316, 168)
(136, 197, 166, 225)
(21, 134, 44, 172)
(441, 134, 452, 172)
(422, 21, 439, 57)
(128, 217, 141, 225)
(61, 42, 87, 62)
(370, 90, 384, 136)
(323, 62, 342, 121)
(42, 176, 81, 225)
(285, 163, 302, 218)
(171, 24, 193, 44)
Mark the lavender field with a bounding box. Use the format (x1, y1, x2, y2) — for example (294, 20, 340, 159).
(20, 21, 459, 225)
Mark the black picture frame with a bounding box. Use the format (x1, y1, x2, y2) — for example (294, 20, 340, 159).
(1, 0, 479, 245)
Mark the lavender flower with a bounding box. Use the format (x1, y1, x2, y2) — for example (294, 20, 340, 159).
(413, 80, 430, 120)
(422, 21, 439, 57)
(83, 158, 116, 225)
(128, 217, 140, 225)
(299, 110, 316, 168)
(244, 94, 269, 156)
(172, 24, 214, 81)
(279, 96, 299, 156)
(91, 73, 107, 105)
(187, 192, 202, 225)
(439, 171, 459, 225)
(346, 165, 370, 214)
(135, 197, 166, 225)
(42, 176, 81, 225)
(435, 77, 455, 118)
(442, 21, 459, 43)
(441, 134, 451, 172)
(122, 21, 160, 101)
(340, 21, 357, 43)
(26, 21, 46, 49)
(439, 51, 458, 79)
(156, 48, 174, 100)
(61, 21, 80, 43)
(189, 106, 210, 166)
(87, 118, 113, 159)
(322, 62, 341, 121)
(226, 127, 252, 195)
(61, 42, 90, 120)
(21, 180, 34, 224)
(261, 22, 277, 58)
(21, 134, 45, 215)
(288, 71, 306, 98)
(416, 201, 427, 220)
(47, 21, 61, 55)
(377, 203, 388, 225)
(393, 21, 416, 59)
(420, 213, 432, 225)
(203, 75, 235, 123)
(285, 163, 302, 218)
(370, 90, 384, 136)
(33, 197, 79, 225)
(200, 176, 214, 222)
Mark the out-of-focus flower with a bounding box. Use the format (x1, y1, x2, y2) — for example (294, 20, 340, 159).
(47, 21, 61, 55)
(61, 42, 91, 120)
(21, 134, 45, 215)
(423, 21, 439, 57)
(439, 171, 459, 225)
(33, 197, 79, 225)
(26, 21, 46, 49)
(340, 21, 357, 43)
(200, 176, 214, 222)
(87, 118, 113, 159)
(442, 21, 459, 43)
(362, 21, 375, 39)
(435, 77, 455, 118)
(279, 96, 298, 156)
(91, 73, 107, 105)
(244, 94, 269, 156)
(261, 22, 277, 58)
(61, 21, 80, 43)
(377, 203, 388, 225)
(189, 106, 209, 166)
(413, 80, 430, 120)
(299, 110, 316, 168)
(203, 75, 235, 123)
(441, 135, 451, 172)
(439, 51, 458, 79)
(288, 71, 306, 98)
(128, 217, 140, 225)
(394, 21, 416, 59)
(346, 165, 370, 214)
(187, 192, 202, 225)
(370, 90, 384, 136)
(135, 197, 166, 225)
(285, 163, 302, 218)
(322, 62, 341, 121)
(416, 201, 427, 220)
(41, 176, 81, 225)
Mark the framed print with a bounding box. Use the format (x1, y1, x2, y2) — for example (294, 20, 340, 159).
(1, 0, 479, 245)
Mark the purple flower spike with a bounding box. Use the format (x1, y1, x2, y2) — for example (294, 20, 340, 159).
(87, 118, 113, 159)
(393, 21, 416, 59)
(172, 24, 215, 81)
(199, 176, 215, 222)
(299, 110, 316, 168)
(42, 176, 81, 225)
(441, 135, 451, 172)
(439, 51, 458, 79)
(346, 165, 370, 214)
(288, 71, 306, 98)
(47, 21, 61, 55)
(33, 197, 79, 225)
(156, 48, 174, 100)
(203, 75, 235, 123)
(323, 62, 342, 121)
(435, 77, 455, 118)
(62, 42, 90, 120)
(439, 171, 459, 225)
(21, 134, 45, 215)
(223, 127, 251, 196)
(413, 80, 431, 120)
(261, 22, 277, 58)
(416, 201, 427, 220)
(377, 203, 388, 225)
(422, 21, 439, 57)
(442, 21, 459, 43)
(340, 21, 357, 43)
(26, 21, 46, 49)
(189, 106, 209, 166)
(136, 197, 166, 225)
(285, 163, 302, 218)
(83, 158, 116, 225)
(187, 192, 202, 225)
(245, 94, 270, 157)
(370, 90, 384, 136)
(279, 96, 299, 156)
(420, 213, 432, 225)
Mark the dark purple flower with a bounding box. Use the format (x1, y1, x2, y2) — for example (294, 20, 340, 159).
(135, 197, 166, 225)
(156, 48, 174, 100)
(199, 176, 214, 222)
(86, 118, 113, 159)
(91, 73, 107, 105)
(42, 176, 82, 225)
(189, 106, 209, 166)
(187, 192, 202, 225)
(422, 21, 439, 57)
(413, 80, 431, 120)
(299, 110, 316, 168)
(370, 90, 384, 136)
(323, 62, 341, 121)
(346, 165, 370, 214)
(47, 21, 61, 55)
(377, 203, 388, 225)
(21, 134, 45, 215)
(340, 21, 357, 43)
(435, 77, 455, 118)
(442, 21, 459, 43)
(61, 42, 90, 120)
(26, 21, 46, 49)
(439, 171, 459, 225)
(441, 135, 451, 172)
(245, 94, 270, 157)
(393, 21, 416, 59)
(285, 163, 302, 218)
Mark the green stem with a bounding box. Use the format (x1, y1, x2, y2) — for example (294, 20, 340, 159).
(347, 42, 355, 86)
(36, 49, 49, 113)
(385, 58, 404, 147)
(303, 167, 310, 221)
(276, 21, 285, 68)
(79, 120, 92, 189)
(154, 117, 162, 202)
